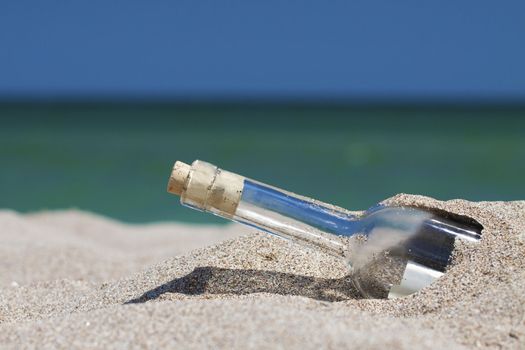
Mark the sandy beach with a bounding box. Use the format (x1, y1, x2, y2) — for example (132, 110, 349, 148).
(1, 194, 524, 349)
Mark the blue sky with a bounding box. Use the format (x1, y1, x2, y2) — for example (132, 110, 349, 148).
(1, 1, 524, 100)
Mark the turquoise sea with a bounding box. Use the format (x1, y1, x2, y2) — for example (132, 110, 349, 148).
(1, 103, 524, 223)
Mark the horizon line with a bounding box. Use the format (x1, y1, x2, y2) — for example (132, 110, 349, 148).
(1, 94, 525, 107)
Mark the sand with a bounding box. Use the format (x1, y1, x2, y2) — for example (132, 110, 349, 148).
(0, 209, 243, 287)
(0, 195, 524, 349)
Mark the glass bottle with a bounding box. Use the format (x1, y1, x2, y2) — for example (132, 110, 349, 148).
(167, 160, 481, 299)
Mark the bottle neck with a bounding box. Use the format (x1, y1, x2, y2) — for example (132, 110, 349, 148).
(174, 160, 359, 258)
(234, 179, 358, 257)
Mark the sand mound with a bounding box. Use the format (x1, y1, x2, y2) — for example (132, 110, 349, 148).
(1, 195, 524, 349)
(0, 209, 243, 287)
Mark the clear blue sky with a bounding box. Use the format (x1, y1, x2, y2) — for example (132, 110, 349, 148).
(1, 1, 524, 101)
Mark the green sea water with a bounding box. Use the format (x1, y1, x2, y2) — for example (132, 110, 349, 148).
(1, 103, 524, 223)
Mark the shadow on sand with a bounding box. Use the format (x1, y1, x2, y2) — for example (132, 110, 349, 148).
(126, 266, 361, 304)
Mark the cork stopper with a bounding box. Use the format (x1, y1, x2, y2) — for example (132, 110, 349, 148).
(167, 161, 191, 196)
